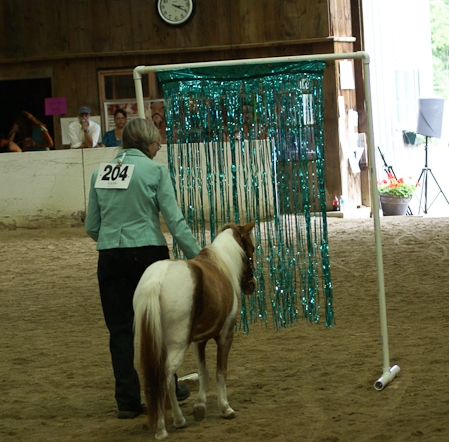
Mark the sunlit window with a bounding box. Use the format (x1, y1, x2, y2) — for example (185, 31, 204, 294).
(395, 69, 421, 129)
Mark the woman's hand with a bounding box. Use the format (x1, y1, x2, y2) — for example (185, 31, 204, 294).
(23, 138, 36, 150)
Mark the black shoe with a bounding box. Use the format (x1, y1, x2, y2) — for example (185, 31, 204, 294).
(176, 383, 190, 401)
(117, 403, 146, 419)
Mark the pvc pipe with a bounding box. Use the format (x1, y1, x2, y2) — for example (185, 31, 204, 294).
(133, 66, 145, 119)
(133, 52, 368, 119)
(134, 51, 367, 74)
(133, 51, 400, 390)
(362, 55, 400, 389)
(374, 365, 401, 391)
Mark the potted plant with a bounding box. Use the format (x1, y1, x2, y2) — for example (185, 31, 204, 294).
(402, 130, 417, 145)
(377, 173, 418, 216)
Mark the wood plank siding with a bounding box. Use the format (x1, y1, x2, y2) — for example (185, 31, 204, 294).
(0, 0, 333, 61)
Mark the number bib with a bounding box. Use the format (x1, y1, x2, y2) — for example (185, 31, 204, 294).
(94, 163, 135, 189)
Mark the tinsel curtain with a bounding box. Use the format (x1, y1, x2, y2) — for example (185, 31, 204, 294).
(158, 61, 334, 330)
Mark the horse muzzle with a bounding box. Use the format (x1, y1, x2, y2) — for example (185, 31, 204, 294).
(241, 278, 256, 295)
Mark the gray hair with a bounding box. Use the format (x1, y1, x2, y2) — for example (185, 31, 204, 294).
(122, 118, 160, 156)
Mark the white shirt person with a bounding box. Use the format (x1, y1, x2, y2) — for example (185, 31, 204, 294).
(68, 105, 101, 148)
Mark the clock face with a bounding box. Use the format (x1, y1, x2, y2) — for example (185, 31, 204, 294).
(157, 0, 195, 26)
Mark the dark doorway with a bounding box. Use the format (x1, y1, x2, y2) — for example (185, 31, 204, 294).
(0, 77, 54, 148)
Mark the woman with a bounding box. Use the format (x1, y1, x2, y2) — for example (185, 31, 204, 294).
(0, 139, 21, 153)
(85, 118, 200, 419)
(100, 109, 127, 147)
(9, 111, 53, 151)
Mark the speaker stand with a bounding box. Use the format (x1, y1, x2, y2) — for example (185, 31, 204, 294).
(416, 136, 449, 214)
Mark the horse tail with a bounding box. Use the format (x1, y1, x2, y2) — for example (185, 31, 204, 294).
(133, 261, 170, 427)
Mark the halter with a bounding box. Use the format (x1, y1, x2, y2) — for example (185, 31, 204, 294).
(244, 253, 254, 274)
(241, 244, 255, 291)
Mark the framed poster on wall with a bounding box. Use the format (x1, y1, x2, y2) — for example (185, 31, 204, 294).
(149, 99, 167, 144)
(104, 100, 167, 144)
(104, 101, 151, 132)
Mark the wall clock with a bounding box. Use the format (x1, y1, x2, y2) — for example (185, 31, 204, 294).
(156, 0, 195, 26)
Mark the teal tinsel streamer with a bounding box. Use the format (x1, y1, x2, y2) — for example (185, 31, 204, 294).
(159, 61, 335, 332)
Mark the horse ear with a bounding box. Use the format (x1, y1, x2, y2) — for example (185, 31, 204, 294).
(241, 221, 256, 235)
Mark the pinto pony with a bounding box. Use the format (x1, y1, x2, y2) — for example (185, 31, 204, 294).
(133, 221, 256, 440)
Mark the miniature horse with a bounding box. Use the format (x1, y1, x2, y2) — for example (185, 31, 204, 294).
(133, 221, 256, 440)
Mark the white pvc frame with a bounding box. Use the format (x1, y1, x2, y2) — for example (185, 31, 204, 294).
(133, 51, 400, 390)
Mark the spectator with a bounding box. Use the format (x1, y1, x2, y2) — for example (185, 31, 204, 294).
(150, 100, 167, 144)
(99, 109, 127, 147)
(9, 111, 53, 151)
(68, 106, 101, 149)
(0, 139, 21, 153)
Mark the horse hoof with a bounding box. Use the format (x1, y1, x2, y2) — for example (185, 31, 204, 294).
(155, 429, 169, 440)
(174, 416, 187, 429)
(193, 404, 206, 421)
(222, 409, 235, 420)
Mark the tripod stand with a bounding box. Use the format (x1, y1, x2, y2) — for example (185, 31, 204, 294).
(377, 146, 413, 215)
(416, 136, 449, 214)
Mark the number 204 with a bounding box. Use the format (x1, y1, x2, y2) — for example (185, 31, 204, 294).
(101, 164, 129, 181)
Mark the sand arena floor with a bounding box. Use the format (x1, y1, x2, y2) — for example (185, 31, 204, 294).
(1, 216, 449, 442)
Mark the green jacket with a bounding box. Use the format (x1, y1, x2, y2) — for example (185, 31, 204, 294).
(85, 148, 201, 259)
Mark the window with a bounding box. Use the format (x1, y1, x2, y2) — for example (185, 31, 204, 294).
(395, 69, 420, 129)
(100, 70, 163, 101)
(98, 69, 165, 136)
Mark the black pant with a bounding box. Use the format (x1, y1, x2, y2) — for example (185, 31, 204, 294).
(97, 245, 170, 412)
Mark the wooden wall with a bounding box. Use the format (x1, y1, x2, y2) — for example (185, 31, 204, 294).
(1, 0, 333, 60)
(0, 0, 365, 211)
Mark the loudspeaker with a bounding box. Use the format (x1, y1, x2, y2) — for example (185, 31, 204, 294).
(416, 97, 445, 138)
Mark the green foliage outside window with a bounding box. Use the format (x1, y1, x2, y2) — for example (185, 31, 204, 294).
(431, 0, 449, 100)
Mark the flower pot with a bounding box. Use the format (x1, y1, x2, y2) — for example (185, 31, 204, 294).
(403, 132, 417, 145)
(379, 194, 411, 216)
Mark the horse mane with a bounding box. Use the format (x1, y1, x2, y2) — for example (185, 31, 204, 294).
(205, 229, 245, 295)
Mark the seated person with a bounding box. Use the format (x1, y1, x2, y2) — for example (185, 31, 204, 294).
(99, 109, 127, 147)
(68, 106, 101, 149)
(9, 111, 54, 151)
(150, 100, 167, 144)
(0, 139, 21, 153)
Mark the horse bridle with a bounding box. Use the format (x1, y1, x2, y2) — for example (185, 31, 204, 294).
(244, 253, 254, 275)
(241, 239, 255, 290)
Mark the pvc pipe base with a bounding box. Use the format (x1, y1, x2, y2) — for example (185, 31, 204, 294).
(374, 365, 401, 391)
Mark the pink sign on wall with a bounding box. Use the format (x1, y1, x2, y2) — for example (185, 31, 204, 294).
(45, 97, 67, 116)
